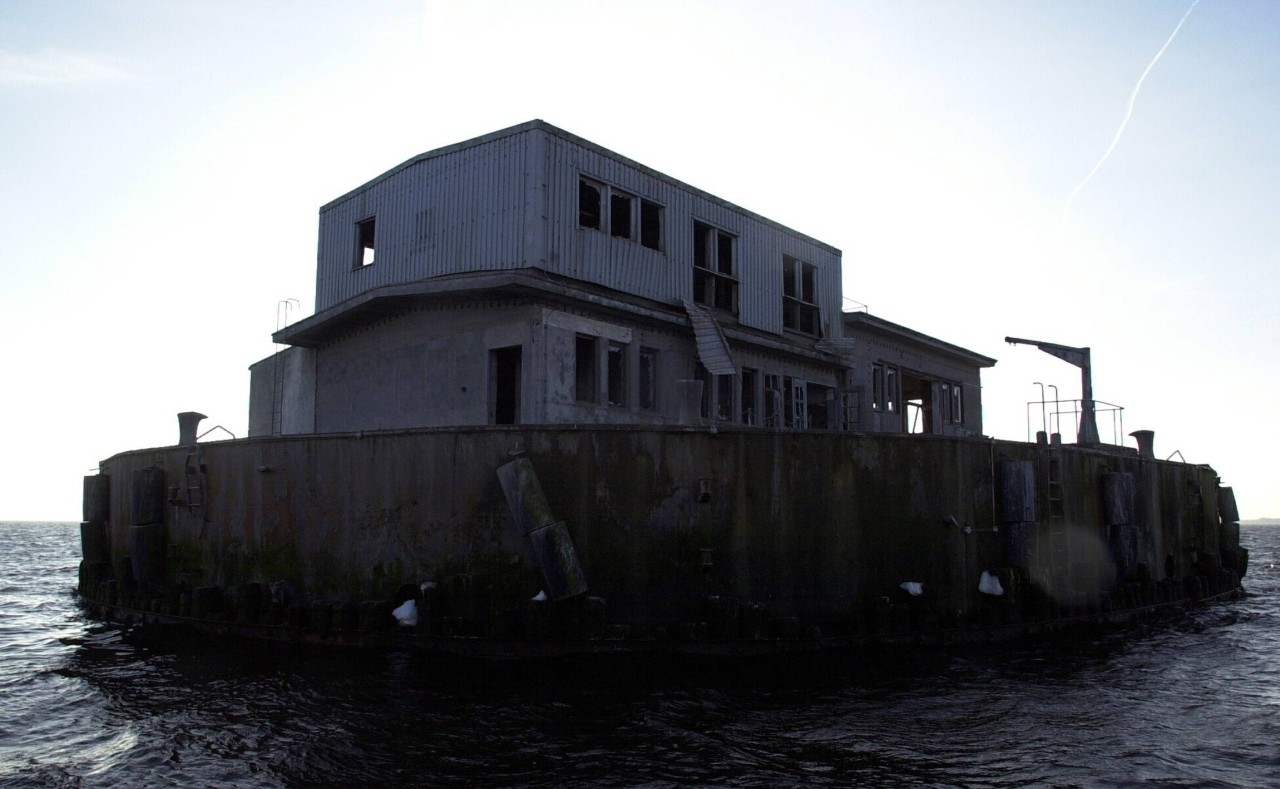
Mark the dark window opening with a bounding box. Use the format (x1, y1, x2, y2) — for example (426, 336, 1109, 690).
(490, 346, 522, 425)
(640, 199, 662, 250)
(952, 385, 964, 424)
(801, 265, 816, 302)
(741, 368, 757, 425)
(575, 335, 597, 403)
(872, 364, 884, 411)
(579, 180, 601, 229)
(639, 348, 657, 411)
(610, 192, 633, 239)
(694, 221, 710, 269)
(764, 374, 783, 427)
(607, 342, 627, 406)
(716, 374, 734, 422)
(783, 376, 795, 428)
(885, 367, 899, 413)
(355, 217, 376, 268)
(717, 232, 733, 274)
(901, 372, 935, 433)
(806, 383, 830, 430)
(693, 221, 738, 314)
(695, 365, 710, 420)
(782, 255, 820, 336)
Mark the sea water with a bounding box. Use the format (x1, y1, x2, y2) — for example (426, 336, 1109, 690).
(2, 520, 1278, 787)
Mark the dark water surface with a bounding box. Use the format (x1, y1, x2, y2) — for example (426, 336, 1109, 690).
(3, 521, 1278, 787)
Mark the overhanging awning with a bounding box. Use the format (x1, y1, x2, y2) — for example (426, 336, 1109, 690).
(681, 299, 736, 376)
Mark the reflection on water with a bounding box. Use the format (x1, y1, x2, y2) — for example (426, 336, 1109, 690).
(3, 521, 1280, 787)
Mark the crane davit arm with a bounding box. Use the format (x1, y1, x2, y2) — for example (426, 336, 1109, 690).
(1004, 336, 1100, 445)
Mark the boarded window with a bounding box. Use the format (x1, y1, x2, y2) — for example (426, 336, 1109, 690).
(575, 335, 597, 403)
(355, 217, 376, 268)
(579, 180, 602, 229)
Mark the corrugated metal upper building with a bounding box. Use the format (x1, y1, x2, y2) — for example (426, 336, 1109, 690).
(249, 120, 993, 437)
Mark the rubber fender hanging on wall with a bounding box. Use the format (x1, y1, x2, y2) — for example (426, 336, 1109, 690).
(1000, 459, 1036, 524)
(82, 475, 109, 523)
(79, 520, 109, 564)
(1218, 486, 1240, 524)
(497, 458, 588, 601)
(130, 467, 166, 526)
(1101, 472, 1136, 526)
(128, 523, 165, 591)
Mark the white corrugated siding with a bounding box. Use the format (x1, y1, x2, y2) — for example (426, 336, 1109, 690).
(315, 132, 532, 312)
(542, 133, 843, 339)
(314, 124, 845, 342)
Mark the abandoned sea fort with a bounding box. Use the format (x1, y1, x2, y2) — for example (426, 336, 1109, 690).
(78, 121, 1245, 655)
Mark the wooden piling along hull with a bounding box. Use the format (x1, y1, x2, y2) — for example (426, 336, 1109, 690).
(77, 427, 1245, 655)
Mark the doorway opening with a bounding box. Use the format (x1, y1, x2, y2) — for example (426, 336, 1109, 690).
(490, 345, 522, 425)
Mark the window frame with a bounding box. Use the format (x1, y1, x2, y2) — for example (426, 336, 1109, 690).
(354, 216, 376, 269)
(692, 220, 739, 315)
(607, 341, 628, 407)
(578, 176, 664, 251)
(782, 255, 821, 336)
(638, 347, 658, 412)
(574, 335, 598, 404)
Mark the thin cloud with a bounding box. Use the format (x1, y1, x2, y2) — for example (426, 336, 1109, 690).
(0, 47, 132, 84)
(1060, 0, 1200, 228)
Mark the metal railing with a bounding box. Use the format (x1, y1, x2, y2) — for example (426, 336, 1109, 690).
(1024, 398, 1125, 446)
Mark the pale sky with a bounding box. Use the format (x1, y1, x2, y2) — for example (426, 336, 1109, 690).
(2, 0, 1276, 520)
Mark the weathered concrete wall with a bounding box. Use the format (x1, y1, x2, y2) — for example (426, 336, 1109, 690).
(92, 427, 1230, 639)
(247, 347, 316, 437)
(293, 298, 844, 433)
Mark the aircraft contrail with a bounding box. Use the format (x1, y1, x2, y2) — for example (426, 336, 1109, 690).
(1061, 0, 1200, 228)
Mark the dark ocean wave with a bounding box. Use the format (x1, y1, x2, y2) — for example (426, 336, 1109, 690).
(2, 521, 1279, 787)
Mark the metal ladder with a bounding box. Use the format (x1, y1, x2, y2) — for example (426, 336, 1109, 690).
(184, 449, 204, 511)
(270, 349, 285, 435)
(1045, 456, 1067, 582)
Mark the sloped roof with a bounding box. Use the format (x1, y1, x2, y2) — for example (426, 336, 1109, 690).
(843, 311, 997, 368)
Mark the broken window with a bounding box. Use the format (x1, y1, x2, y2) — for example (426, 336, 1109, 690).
(806, 383, 830, 430)
(579, 179, 602, 229)
(639, 348, 657, 411)
(716, 374, 734, 422)
(695, 364, 710, 420)
(575, 335, 597, 403)
(763, 374, 783, 427)
(610, 192, 633, 239)
(741, 367, 757, 425)
(782, 255, 820, 336)
(885, 367, 898, 413)
(693, 221, 738, 314)
(842, 391, 859, 431)
(355, 217, 376, 268)
(872, 364, 884, 411)
(782, 377, 808, 429)
(607, 342, 627, 406)
(640, 199, 662, 250)
(579, 176, 663, 251)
